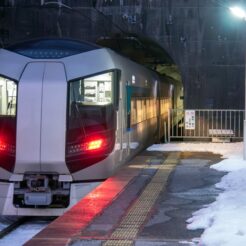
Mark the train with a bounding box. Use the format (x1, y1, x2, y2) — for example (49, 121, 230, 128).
(0, 38, 182, 216)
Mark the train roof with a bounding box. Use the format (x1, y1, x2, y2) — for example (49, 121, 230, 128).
(6, 38, 101, 59)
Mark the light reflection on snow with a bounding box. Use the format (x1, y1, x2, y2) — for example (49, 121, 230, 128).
(0, 220, 49, 246)
(148, 141, 246, 246)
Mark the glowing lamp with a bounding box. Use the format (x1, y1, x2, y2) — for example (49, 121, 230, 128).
(0, 137, 15, 155)
(67, 136, 108, 156)
(85, 138, 104, 151)
(0, 140, 7, 152)
(230, 6, 246, 20)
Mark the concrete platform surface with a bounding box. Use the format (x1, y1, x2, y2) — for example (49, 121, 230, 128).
(25, 151, 224, 246)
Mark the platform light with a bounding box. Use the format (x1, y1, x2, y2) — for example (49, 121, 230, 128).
(229, 6, 246, 20)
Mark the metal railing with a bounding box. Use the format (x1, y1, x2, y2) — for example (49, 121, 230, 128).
(168, 109, 244, 141)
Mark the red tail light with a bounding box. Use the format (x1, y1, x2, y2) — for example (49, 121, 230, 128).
(67, 136, 108, 155)
(0, 140, 7, 152)
(85, 138, 103, 151)
(66, 129, 116, 173)
(0, 139, 15, 155)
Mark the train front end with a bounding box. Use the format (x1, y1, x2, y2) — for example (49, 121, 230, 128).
(0, 39, 119, 216)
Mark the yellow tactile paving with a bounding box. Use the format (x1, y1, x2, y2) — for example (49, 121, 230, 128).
(103, 152, 180, 246)
(103, 239, 133, 246)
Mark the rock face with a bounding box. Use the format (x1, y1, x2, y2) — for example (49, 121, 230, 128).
(0, 0, 244, 109)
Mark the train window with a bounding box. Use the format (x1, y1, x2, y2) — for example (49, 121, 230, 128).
(67, 70, 119, 141)
(70, 71, 114, 106)
(67, 71, 118, 160)
(0, 76, 16, 171)
(7, 39, 100, 59)
(0, 76, 17, 116)
(102, 0, 120, 6)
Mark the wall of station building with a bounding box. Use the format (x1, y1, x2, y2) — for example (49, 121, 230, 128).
(0, 0, 245, 109)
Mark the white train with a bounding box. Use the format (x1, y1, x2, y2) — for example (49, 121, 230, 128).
(0, 39, 177, 216)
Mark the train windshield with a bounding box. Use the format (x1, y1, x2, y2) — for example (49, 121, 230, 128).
(0, 77, 17, 116)
(0, 76, 17, 171)
(66, 71, 117, 169)
(67, 71, 117, 141)
(70, 72, 113, 106)
(7, 39, 100, 59)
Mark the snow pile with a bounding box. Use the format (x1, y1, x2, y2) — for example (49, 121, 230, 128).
(148, 142, 246, 246)
(187, 169, 246, 246)
(148, 142, 243, 160)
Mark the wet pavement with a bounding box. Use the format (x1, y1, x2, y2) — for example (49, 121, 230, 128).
(25, 151, 225, 246)
(138, 152, 225, 245)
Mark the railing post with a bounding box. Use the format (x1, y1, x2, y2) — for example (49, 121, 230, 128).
(164, 121, 167, 143)
(168, 108, 171, 142)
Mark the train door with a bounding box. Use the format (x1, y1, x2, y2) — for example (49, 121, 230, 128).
(118, 80, 124, 161)
(126, 82, 132, 155)
(14, 62, 69, 174)
(126, 82, 132, 132)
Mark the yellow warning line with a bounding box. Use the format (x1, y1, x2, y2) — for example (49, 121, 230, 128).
(103, 240, 133, 246)
(103, 152, 180, 246)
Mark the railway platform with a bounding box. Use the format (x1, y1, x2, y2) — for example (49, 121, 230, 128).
(24, 150, 224, 246)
